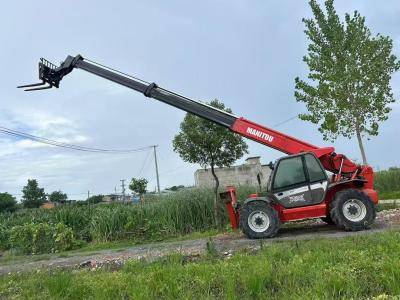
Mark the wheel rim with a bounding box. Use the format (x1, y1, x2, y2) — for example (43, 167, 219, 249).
(342, 199, 367, 222)
(248, 211, 270, 233)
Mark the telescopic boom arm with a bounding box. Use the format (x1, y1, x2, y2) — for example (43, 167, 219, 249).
(18, 54, 369, 181)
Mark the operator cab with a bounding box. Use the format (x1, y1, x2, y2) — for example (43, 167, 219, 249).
(267, 152, 328, 208)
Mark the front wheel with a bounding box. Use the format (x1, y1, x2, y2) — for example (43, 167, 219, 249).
(239, 201, 280, 239)
(330, 189, 376, 231)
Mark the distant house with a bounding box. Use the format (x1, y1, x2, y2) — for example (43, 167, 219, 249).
(40, 201, 56, 209)
(194, 156, 272, 188)
(102, 195, 114, 203)
(103, 194, 139, 203)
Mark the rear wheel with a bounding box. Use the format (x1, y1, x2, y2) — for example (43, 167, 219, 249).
(330, 189, 376, 231)
(239, 201, 280, 239)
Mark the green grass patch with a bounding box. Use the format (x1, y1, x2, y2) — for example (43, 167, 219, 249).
(375, 167, 400, 196)
(379, 191, 400, 200)
(1, 230, 400, 299)
(0, 228, 227, 265)
(376, 202, 400, 212)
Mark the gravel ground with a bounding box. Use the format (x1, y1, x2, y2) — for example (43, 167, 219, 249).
(1, 208, 399, 275)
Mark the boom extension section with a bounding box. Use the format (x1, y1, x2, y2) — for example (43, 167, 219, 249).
(18, 54, 371, 184)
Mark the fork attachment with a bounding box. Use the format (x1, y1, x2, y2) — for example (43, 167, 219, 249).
(17, 55, 83, 91)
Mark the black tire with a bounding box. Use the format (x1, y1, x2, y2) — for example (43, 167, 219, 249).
(320, 215, 335, 225)
(330, 189, 376, 231)
(239, 201, 280, 239)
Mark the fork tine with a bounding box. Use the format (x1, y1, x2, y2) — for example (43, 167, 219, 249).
(17, 81, 46, 88)
(24, 84, 53, 91)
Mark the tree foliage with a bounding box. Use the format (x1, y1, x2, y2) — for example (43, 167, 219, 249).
(295, 0, 400, 164)
(0, 192, 18, 213)
(173, 99, 248, 169)
(173, 99, 248, 225)
(21, 179, 47, 208)
(48, 191, 68, 203)
(87, 195, 104, 204)
(129, 178, 148, 201)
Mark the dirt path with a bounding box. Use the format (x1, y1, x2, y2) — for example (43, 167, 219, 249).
(1, 209, 399, 275)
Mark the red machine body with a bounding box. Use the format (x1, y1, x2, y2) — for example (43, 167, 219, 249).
(225, 117, 377, 228)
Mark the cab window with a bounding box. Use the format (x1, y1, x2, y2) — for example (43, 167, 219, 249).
(273, 156, 306, 190)
(305, 154, 326, 182)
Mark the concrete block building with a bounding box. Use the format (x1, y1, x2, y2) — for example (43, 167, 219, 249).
(194, 157, 271, 188)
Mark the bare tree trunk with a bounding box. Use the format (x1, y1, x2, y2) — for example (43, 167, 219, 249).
(210, 162, 219, 227)
(355, 123, 368, 165)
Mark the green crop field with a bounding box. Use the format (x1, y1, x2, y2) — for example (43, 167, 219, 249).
(0, 186, 256, 255)
(1, 230, 399, 299)
(375, 167, 400, 200)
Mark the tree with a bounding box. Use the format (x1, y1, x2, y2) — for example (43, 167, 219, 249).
(173, 99, 248, 225)
(0, 192, 17, 213)
(48, 191, 68, 204)
(87, 195, 104, 204)
(21, 179, 47, 208)
(295, 0, 400, 165)
(129, 178, 148, 202)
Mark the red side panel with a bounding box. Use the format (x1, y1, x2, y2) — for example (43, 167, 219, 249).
(273, 203, 327, 222)
(359, 166, 375, 189)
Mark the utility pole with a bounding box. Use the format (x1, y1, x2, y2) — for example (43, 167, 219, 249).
(153, 145, 161, 195)
(120, 179, 126, 201)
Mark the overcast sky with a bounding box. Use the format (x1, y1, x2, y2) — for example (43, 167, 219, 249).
(1, 0, 399, 199)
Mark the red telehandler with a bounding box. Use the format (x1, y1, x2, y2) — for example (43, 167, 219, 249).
(18, 55, 378, 238)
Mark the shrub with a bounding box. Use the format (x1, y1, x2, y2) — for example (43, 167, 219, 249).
(9, 222, 76, 254)
(0, 193, 18, 213)
(375, 167, 400, 194)
(48, 191, 68, 203)
(87, 195, 104, 204)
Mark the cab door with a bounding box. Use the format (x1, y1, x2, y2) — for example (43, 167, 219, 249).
(271, 155, 313, 208)
(304, 153, 328, 203)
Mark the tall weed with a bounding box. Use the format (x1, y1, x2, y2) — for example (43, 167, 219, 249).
(0, 186, 259, 250)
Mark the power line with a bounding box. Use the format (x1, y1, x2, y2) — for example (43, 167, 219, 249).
(148, 164, 187, 182)
(272, 115, 298, 128)
(0, 126, 153, 154)
(137, 149, 152, 177)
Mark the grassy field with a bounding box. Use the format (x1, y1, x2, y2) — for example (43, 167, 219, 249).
(0, 186, 256, 254)
(1, 230, 399, 299)
(1, 168, 398, 256)
(0, 168, 400, 254)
